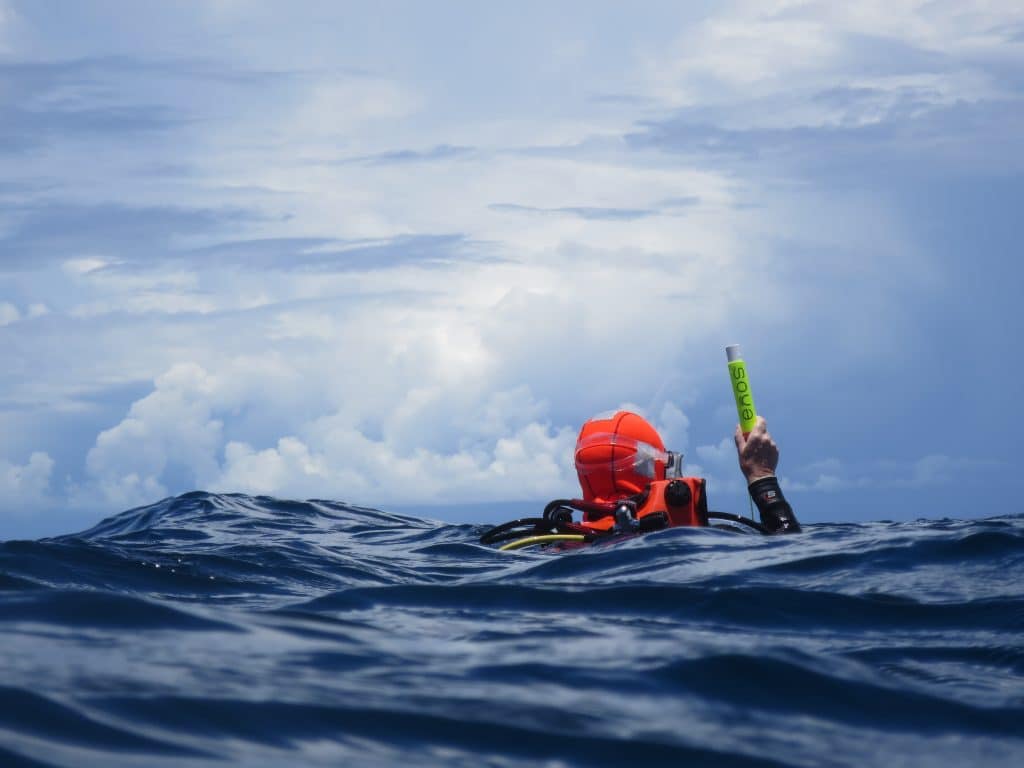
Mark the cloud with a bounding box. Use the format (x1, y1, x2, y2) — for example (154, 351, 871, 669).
(0, 2, 1019, 531)
(785, 473, 846, 493)
(61, 258, 109, 275)
(0, 3, 14, 54)
(637, 1, 1024, 109)
(218, 437, 328, 496)
(344, 144, 475, 166)
(213, 420, 578, 505)
(907, 454, 1004, 487)
(629, 98, 1024, 180)
(53, 350, 1008, 516)
(82, 363, 224, 509)
(1, 202, 253, 270)
(689, 437, 746, 495)
(654, 401, 691, 452)
(0, 301, 19, 326)
(489, 203, 658, 221)
(0, 54, 310, 156)
(657, 196, 701, 210)
(0, 452, 54, 511)
(622, 0, 1024, 183)
(77, 359, 584, 508)
(183, 233, 488, 273)
(287, 73, 421, 136)
(0, 301, 47, 325)
(782, 455, 1004, 492)
(0, 58, 190, 154)
(0, 197, 492, 314)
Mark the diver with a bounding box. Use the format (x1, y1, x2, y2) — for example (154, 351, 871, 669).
(480, 410, 799, 548)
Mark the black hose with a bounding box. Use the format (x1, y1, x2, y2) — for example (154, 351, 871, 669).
(706, 511, 771, 534)
(479, 518, 553, 545)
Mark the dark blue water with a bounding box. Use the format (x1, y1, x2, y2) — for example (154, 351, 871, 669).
(1, 493, 1022, 767)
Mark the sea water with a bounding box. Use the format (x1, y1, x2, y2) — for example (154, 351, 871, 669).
(1, 492, 1022, 767)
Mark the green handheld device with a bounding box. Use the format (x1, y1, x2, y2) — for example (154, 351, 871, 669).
(726, 344, 757, 435)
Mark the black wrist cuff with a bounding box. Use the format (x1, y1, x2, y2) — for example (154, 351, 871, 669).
(748, 476, 801, 534)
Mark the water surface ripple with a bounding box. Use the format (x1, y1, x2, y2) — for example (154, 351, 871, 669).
(1, 493, 1022, 767)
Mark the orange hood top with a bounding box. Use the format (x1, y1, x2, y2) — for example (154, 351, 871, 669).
(574, 410, 671, 503)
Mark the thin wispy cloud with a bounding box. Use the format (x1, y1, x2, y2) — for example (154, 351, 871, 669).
(342, 144, 475, 166)
(489, 203, 658, 221)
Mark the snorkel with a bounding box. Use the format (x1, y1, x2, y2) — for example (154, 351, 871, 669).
(726, 344, 757, 435)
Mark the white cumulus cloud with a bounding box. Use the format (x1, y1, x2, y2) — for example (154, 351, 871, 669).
(0, 452, 55, 511)
(82, 363, 224, 509)
(81, 357, 724, 508)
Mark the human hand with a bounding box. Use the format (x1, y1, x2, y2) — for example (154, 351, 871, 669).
(734, 416, 779, 484)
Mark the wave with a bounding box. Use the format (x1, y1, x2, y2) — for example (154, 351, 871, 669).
(1, 493, 1023, 767)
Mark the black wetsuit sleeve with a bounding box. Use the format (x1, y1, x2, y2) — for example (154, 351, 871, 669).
(748, 476, 801, 533)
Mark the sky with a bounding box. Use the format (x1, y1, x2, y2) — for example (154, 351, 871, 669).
(1, 1, 1022, 538)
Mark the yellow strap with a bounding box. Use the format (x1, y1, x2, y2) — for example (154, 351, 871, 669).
(498, 534, 587, 551)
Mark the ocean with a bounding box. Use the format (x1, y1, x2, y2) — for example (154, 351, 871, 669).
(1, 492, 1022, 767)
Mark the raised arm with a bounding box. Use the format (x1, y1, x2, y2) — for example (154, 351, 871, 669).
(734, 416, 801, 533)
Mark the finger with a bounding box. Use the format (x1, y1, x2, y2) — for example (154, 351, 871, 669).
(734, 424, 745, 452)
(752, 415, 767, 435)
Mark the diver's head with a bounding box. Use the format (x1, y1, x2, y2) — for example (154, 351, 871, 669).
(574, 410, 683, 503)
